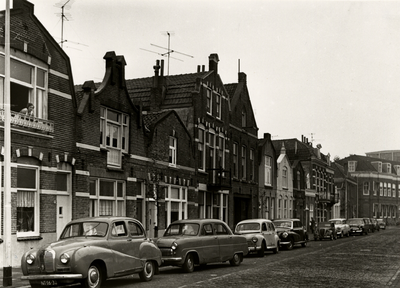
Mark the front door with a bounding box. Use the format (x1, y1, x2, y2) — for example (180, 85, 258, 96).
(56, 195, 71, 239)
(146, 201, 156, 238)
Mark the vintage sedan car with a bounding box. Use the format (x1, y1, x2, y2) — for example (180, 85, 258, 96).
(377, 218, 386, 229)
(272, 219, 308, 250)
(328, 218, 350, 237)
(235, 219, 280, 257)
(363, 217, 374, 233)
(314, 222, 337, 240)
(348, 218, 370, 235)
(21, 216, 162, 288)
(371, 218, 380, 232)
(156, 219, 248, 273)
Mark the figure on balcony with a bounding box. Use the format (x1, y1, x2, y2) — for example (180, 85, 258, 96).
(20, 103, 34, 116)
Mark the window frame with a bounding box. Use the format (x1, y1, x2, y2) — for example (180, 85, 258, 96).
(197, 125, 206, 171)
(264, 155, 272, 186)
(89, 178, 126, 217)
(169, 136, 177, 167)
(233, 142, 238, 178)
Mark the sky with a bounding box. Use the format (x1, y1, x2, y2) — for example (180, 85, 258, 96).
(4, 0, 400, 159)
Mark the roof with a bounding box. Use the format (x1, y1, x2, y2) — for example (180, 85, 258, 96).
(336, 154, 400, 173)
(236, 218, 273, 224)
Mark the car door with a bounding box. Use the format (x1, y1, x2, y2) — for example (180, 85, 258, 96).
(127, 221, 146, 268)
(213, 222, 234, 262)
(199, 223, 220, 263)
(108, 220, 140, 274)
(267, 222, 277, 247)
(292, 221, 304, 241)
(261, 222, 271, 247)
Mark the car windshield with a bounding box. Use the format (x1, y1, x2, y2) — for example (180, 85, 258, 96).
(164, 223, 200, 236)
(273, 221, 292, 228)
(320, 222, 332, 227)
(60, 221, 108, 239)
(347, 219, 363, 225)
(329, 220, 342, 224)
(235, 223, 260, 233)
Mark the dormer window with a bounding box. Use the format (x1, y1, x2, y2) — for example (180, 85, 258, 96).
(348, 161, 357, 172)
(100, 107, 129, 168)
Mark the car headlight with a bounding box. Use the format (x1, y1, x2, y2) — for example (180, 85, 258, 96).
(282, 232, 288, 238)
(60, 253, 70, 264)
(26, 254, 35, 265)
(252, 237, 258, 243)
(171, 241, 178, 254)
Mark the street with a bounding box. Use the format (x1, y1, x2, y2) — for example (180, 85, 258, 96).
(99, 227, 400, 288)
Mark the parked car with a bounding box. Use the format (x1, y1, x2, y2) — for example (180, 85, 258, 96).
(371, 218, 380, 232)
(21, 216, 162, 288)
(348, 218, 370, 235)
(377, 218, 387, 229)
(272, 219, 308, 250)
(235, 219, 280, 257)
(328, 218, 350, 237)
(314, 222, 337, 240)
(363, 218, 374, 233)
(156, 219, 248, 273)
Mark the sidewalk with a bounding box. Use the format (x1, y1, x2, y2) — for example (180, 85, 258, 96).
(0, 267, 29, 288)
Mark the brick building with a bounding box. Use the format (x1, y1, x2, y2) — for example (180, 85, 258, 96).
(336, 154, 400, 225)
(0, 0, 77, 266)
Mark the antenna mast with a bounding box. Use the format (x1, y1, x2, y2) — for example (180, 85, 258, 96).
(56, 0, 73, 48)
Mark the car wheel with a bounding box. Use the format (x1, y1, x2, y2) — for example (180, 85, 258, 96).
(273, 242, 279, 254)
(287, 240, 294, 250)
(183, 253, 195, 273)
(139, 260, 155, 282)
(82, 264, 103, 288)
(257, 242, 266, 257)
(229, 253, 241, 266)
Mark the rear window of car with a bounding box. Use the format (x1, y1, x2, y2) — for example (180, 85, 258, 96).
(164, 223, 200, 236)
(273, 221, 292, 228)
(348, 219, 363, 225)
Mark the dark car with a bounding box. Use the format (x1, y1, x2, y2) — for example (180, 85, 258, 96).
(363, 218, 374, 233)
(348, 218, 370, 235)
(371, 218, 380, 232)
(314, 222, 337, 240)
(272, 219, 308, 250)
(156, 219, 248, 273)
(21, 216, 162, 288)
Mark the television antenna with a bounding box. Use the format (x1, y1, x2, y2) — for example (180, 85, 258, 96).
(140, 31, 193, 75)
(55, 0, 74, 48)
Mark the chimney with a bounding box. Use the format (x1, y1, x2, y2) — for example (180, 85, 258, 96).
(209, 53, 219, 74)
(239, 72, 247, 83)
(202, 65, 205, 72)
(264, 133, 271, 141)
(153, 60, 160, 88)
(197, 65, 201, 73)
(280, 142, 286, 155)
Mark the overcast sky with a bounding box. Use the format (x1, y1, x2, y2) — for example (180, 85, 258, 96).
(5, 0, 400, 159)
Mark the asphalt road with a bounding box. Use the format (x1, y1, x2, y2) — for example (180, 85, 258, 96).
(101, 226, 400, 288)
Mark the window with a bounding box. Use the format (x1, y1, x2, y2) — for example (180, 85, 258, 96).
(17, 166, 39, 236)
(242, 108, 247, 128)
(233, 142, 238, 178)
(208, 130, 215, 171)
(393, 184, 396, 198)
(282, 166, 288, 188)
(241, 146, 246, 179)
(128, 221, 144, 237)
(348, 161, 356, 172)
(89, 179, 125, 217)
(249, 149, 254, 181)
(217, 133, 225, 170)
(165, 186, 187, 227)
(169, 136, 177, 167)
(284, 199, 287, 218)
(0, 55, 48, 119)
(198, 126, 205, 170)
(363, 182, 370, 195)
(206, 89, 212, 114)
(265, 155, 272, 186)
(100, 107, 129, 167)
(215, 94, 221, 118)
(388, 184, 391, 197)
(380, 182, 383, 196)
(384, 183, 387, 197)
(373, 181, 378, 196)
(297, 171, 301, 189)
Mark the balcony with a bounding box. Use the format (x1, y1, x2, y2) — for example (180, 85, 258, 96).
(0, 110, 54, 133)
(207, 167, 231, 191)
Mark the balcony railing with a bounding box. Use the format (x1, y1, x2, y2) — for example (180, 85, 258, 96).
(0, 110, 54, 133)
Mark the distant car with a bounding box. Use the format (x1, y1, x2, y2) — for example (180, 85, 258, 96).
(272, 219, 308, 250)
(21, 216, 162, 288)
(314, 222, 337, 240)
(377, 219, 386, 229)
(363, 218, 374, 233)
(371, 219, 380, 232)
(156, 219, 248, 273)
(235, 219, 280, 257)
(329, 218, 350, 237)
(348, 218, 370, 235)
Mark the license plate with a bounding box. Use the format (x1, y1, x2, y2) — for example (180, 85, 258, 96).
(40, 280, 57, 286)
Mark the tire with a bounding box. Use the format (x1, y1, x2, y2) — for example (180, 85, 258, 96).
(229, 253, 241, 266)
(273, 242, 279, 254)
(287, 240, 294, 250)
(139, 260, 155, 282)
(183, 253, 195, 273)
(257, 242, 266, 257)
(82, 264, 103, 288)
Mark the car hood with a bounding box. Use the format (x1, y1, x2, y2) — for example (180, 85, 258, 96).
(39, 237, 102, 252)
(275, 227, 290, 233)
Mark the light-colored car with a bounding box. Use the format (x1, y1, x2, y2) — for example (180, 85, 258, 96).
(235, 219, 280, 257)
(273, 219, 308, 250)
(21, 216, 162, 288)
(156, 219, 248, 273)
(377, 219, 386, 229)
(329, 218, 350, 237)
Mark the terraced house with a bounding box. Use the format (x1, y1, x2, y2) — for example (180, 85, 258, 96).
(0, 0, 77, 266)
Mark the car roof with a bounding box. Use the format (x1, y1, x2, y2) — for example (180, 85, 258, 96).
(236, 218, 272, 224)
(67, 216, 139, 224)
(170, 219, 227, 225)
(329, 218, 346, 221)
(272, 218, 301, 221)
